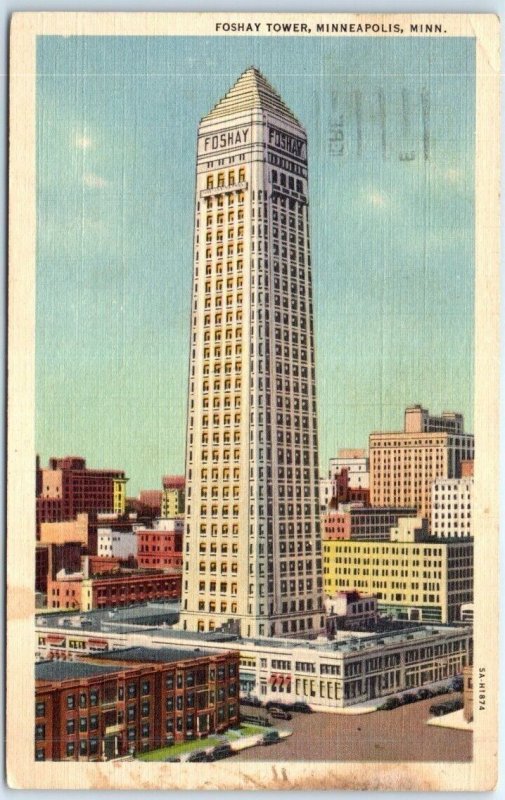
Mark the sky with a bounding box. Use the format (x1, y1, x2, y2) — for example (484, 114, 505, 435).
(36, 35, 475, 494)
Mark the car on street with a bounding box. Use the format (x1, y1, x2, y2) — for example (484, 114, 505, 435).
(208, 743, 233, 761)
(269, 707, 292, 720)
(262, 730, 280, 746)
(186, 750, 209, 762)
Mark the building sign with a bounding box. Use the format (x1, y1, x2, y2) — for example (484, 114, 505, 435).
(203, 127, 250, 152)
(268, 126, 307, 161)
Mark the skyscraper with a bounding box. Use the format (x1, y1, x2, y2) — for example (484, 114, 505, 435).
(179, 68, 324, 638)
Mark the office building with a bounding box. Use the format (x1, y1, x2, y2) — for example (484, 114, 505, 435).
(432, 476, 473, 538)
(179, 67, 323, 637)
(369, 406, 474, 519)
(323, 517, 473, 623)
(161, 476, 185, 517)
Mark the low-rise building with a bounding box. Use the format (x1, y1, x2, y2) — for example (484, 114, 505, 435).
(36, 542, 82, 595)
(323, 517, 473, 623)
(46, 570, 182, 611)
(35, 646, 240, 761)
(325, 591, 378, 633)
(136, 518, 183, 570)
(35, 613, 472, 710)
(97, 528, 137, 560)
(81, 571, 182, 611)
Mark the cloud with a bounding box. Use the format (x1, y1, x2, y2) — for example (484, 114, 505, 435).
(366, 190, 389, 208)
(75, 134, 93, 150)
(83, 172, 109, 189)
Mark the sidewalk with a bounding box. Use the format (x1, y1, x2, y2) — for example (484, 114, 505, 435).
(427, 708, 473, 732)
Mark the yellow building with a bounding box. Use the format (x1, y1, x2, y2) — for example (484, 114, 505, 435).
(161, 487, 185, 518)
(113, 478, 128, 515)
(369, 406, 474, 520)
(323, 517, 473, 624)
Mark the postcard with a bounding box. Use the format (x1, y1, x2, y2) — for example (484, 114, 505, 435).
(7, 11, 500, 791)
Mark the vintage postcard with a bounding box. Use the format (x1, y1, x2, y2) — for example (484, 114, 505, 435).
(7, 11, 500, 791)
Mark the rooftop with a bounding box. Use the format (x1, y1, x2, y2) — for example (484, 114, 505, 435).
(203, 67, 300, 126)
(36, 660, 120, 682)
(93, 645, 221, 664)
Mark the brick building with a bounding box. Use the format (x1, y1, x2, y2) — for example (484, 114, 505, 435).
(37, 456, 127, 532)
(35, 646, 240, 761)
(136, 519, 184, 570)
(47, 570, 182, 611)
(36, 542, 82, 595)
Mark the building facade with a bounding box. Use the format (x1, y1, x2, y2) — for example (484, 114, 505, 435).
(39, 457, 127, 520)
(136, 519, 183, 570)
(323, 517, 473, 623)
(97, 528, 138, 560)
(47, 570, 182, 611)
(35, 647, 239, 761)
(321, 504, 417, 541)
(179, 67, 323, 637)
(328, 449, 370, 489)
(35, 617, 471, 711)
(431, 477, 473, 538)
(161, 476, 186, 517)
(369, 406, 474, 520)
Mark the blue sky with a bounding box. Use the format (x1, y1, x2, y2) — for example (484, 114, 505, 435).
(36, 35, 475, 493)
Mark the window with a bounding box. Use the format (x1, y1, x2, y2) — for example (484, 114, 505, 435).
(165, 674, 174, 690)
(79, 693, 87, 708)
(66, 695, 75, 710)
(35, 702, 45, 717)
(141, 724, 150, 738)
(89, 737, 99, 755)
(141, 701, 150, 717)
(79, 717, 87, 733)
(141, 681, 150, 695)
(90, 689, 99, 706)
(66, 719, 75, 735)
(35, 748, 45, 761)
(79, 740, 87, 757)
(66, 742, 75, 757)
(90, 715, 99, 731)
(127, 684, 137, 699)
(35, 723, 45, 741)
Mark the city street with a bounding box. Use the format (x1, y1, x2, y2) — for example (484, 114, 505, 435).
(232, 695, 472, 762)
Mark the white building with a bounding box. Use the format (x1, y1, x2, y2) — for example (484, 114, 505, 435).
(179, 67, 323, 637)
(35, 614, 472, 710)
(329, 449, 369, 489)
(319, 477, 338, 512)
(97, 528, 137, 559)
(431, 477, 473, 538)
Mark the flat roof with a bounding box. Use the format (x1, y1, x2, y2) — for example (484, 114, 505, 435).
(36, 661, 120, 682)
(93, 645, 222, 664)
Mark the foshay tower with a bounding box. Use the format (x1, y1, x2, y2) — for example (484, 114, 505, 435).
(179, 68, 323, 638)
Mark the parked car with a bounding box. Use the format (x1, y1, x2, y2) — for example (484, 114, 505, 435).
(208, 743, 233, 761)
(450, 675, 464, 692)
(186, 750, 209, 762)
(262, 730, 280, 746)
(416, 688, 433, 700)
(269, 707, 292, 720)
(266, 700, 290, 710)
(289, 702, 312, 714)
(164, 757, 181, 762)
(379, 697, 401, 711)
(241, 696, 263, 707)
(401, 692, 417, 705)
(429, 698, 463, 717)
